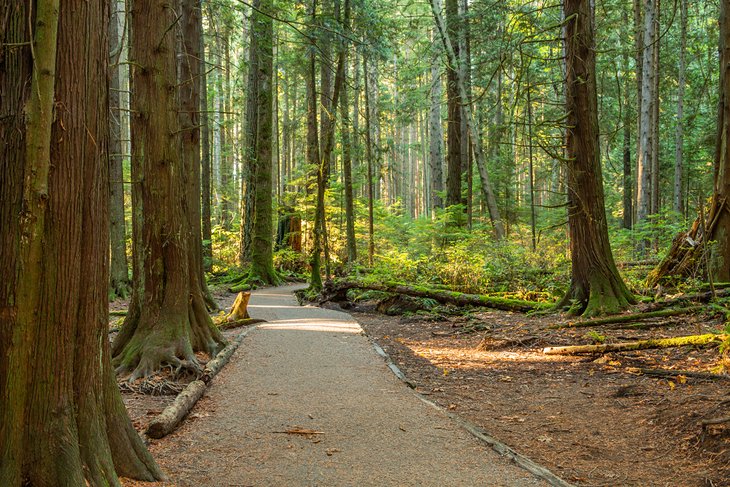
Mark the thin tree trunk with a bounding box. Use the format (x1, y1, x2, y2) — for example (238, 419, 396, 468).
(674, 0, 687, 215)
(364, 55, 376, 266)
(429, 36, 444, 214)
(445, 0, 462, 207)
(429, 0, 505, 239)
(110, 0, 131, 298)
(201, 16, 213, 271)
(622, 9, 634, 229)
(340, 0, 357, 264)
(637, 0, 657, 242)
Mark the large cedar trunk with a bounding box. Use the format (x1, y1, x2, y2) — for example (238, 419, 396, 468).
(709, 0, 730, 281)
(113, 0, 226, 380)
(559, 0, 636, 316)
(0, 1, 162, 484)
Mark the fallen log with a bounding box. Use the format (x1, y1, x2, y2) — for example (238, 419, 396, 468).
(110, 310, 127, 316)
(543, 334, 726, 355)
(322, 280, 552, 313)
(145, 326, 257, 438)
(217, 317, 266, 331)
(146, 380, 207, 439)
(637, 368, 730, 382)
(551, 306, 705, 329)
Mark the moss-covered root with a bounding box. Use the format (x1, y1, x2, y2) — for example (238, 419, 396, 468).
(543, 333, 726, 355)
(551, 305, 705, 329)
(558, 272, 636, 317)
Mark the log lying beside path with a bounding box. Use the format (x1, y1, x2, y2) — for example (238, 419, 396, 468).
(322, 280, 552, 313)
(145, 325, 259, 439)
(543, 334, 726, 355)
(637, 368, 730, 382)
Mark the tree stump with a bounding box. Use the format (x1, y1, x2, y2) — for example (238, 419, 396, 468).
(226, 291, 251, 321)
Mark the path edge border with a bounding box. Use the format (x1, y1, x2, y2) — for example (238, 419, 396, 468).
(367, 335, 575, 487)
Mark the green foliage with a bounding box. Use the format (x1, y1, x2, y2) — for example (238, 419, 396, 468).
(585, 330, 607, 344)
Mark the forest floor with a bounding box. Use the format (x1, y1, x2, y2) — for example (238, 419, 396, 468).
(113, 286, 730, 486)
(349, 300, 730, 487)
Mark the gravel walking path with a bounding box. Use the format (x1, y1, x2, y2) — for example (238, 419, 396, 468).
(150, 284, 547, 486)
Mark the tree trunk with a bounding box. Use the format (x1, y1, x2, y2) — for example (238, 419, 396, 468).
(429, 31, 444, 213)
(249, 0, 278, 284)
(557, 0, 636, 316)
(364, 55, 376, 266)
(201, 15, 213, 271)
(709, 0, 730, 282)
(306, 0, 323, 287)
(113, 0, 226, 380)
(445, 0, 462, 207)
(109, 0, 131, 298)
(622, 9, 634, 229)
(340, 1, 357, 264)
(0, 1, 163, 483)
(637, 0, 657, 243)
(674, 0, 687, 215)
(429, 0, 505, 239)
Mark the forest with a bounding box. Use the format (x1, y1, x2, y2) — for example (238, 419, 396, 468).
(2, 0, 730, 485)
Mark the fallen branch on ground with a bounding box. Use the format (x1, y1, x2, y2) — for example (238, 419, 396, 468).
(217, 317, 266, 331)
(646, 289, 730, 311)
(551, 306, 705, 329)
(321, 279, 551, 313)
(701, 416, 730, 428)
(543, 334, 726, 355)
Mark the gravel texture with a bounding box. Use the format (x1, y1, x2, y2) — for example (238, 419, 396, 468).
(149, 284, 546, 486)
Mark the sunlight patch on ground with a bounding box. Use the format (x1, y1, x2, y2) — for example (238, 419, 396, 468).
(259, 319, 361, 334)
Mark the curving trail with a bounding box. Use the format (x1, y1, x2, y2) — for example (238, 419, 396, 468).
(149, 284, 546, 486)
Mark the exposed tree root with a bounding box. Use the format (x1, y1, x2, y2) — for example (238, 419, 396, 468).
(646, 288, 730, 311)
(543, 334, 726, 355)
(550, 306, 705, 329)
(217, 318, 266, 331)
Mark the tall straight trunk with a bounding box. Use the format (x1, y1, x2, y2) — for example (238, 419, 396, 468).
(429, 0, 505, 239)
(559, 0, 635, 317)
(249, 0, 278, 284)
(429, 40, 444, 214)
(445, 0, 462, 207)
(674, 0, 687, 214)
(0, 1, 162, 483)
(113, 0, 226, 380)
(637, 0, 657, 233)
(219, 30, 233, 228)
(312, 0, 348, 287)
(622, 10, 634, 229)
(239, 8, 260, 266)
(109, 0, 131, 297)
(180, 0, 217, 311)
(307, 0, 323, 288)
(364, 55, 376, 266)
(650, 2, 661, 216)
(201, 16, 213, 271)
(460, 0, 472, 224)
(340, 2, 357, 263)
(634, 0, 643, 222)
(709, 1, 730, 281)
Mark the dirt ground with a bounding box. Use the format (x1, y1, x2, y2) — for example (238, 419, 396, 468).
(347, 300, 730, 487)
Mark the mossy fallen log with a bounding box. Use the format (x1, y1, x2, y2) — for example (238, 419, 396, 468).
(646, 289, 730, 311)
(322, 280, 552, 313)
(551, 306, 705, 329)
(216, 317, 266, 331)
(543, 334, 725, 355)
